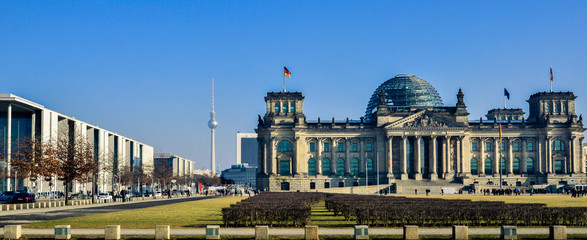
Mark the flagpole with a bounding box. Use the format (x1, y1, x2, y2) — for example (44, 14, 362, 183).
(365, 152, 369, 195)
(376, 153, 380, 195)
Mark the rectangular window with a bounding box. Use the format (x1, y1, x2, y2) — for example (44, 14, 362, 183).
(274, 103, 280, 113)
(352, 143, 358, 152)
(290, 103, 295, 113)
(282, 103, 288, 113)
(486, 142, 492, 151)
(472, 142, 478, 151)
(527, 142, 534, 151)
(501, 142, 506, 151)
(280, 161, 290, 176)
(366, 143, 372, 152)
(309, 143, 315, 152)
(337, 143, 344, 152)
(513, 142, 519, 151)
(309, 182, 315, 189)
(324, 142, 330, 152)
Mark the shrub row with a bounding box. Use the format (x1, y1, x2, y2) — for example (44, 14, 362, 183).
(222, 192, 325, 227)
(325, 194, 587, 227)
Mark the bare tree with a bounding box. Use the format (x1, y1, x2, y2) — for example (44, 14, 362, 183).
(54, 132, 96, 205)
(153, 160, 173, 190)
(9, 137, 59, 191)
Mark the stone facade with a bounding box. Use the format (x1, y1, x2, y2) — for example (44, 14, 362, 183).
(255, 77, 586, 192)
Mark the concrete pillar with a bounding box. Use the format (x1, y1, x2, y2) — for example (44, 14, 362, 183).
(206, 225, 220, 240)
(403, 225, 418, 240)
(500, 226, 517, 240)
(6, 103, 12, 190)
(414, 136, 422, 180)
(354, 225, 368, 240)
(401, 136, 408, 180)
(155, 225, 170, 240)
(452, 226, 468, 240)
(54, 225, 71, 240)
(304, 225, 319, 240)
(4, 225, 21, 240)
(429, 136, 437, 180)
(549, 225, 566, 240)
(255, 225, 269, 240)
(105, 225, 121, 240)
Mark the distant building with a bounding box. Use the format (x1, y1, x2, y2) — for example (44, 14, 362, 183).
(193, 169, 213, 178)
(221, 163, 257, 188)
(0, 94, 154, 193)
(236, 133, 258, 167)
(154, 153, 194, 178)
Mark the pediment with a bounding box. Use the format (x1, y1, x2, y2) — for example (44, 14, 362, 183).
(387, 111, 455, 129)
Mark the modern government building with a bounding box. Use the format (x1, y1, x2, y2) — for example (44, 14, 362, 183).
(0, 94, 154, 193)
(255, 74, 586, 192)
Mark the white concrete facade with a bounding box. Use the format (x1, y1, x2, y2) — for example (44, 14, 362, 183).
(0, 94, 154, 193)
(154, 153, 194, 178)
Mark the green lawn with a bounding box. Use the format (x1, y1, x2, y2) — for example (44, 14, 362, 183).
(24, 194, 587, 229)
(26, 196, 248, 229)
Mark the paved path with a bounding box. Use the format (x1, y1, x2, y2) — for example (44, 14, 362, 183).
(0, 195, 215, 227)
(2, 227, 586, 236)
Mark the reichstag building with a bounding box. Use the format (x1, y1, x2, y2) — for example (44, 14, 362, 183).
(255, 74, 586, 192)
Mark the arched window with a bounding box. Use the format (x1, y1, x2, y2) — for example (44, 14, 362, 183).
(282, 103, 288, 113)
(336, 158, 345, 176)
(513, 157, 520, 174)
(552, 140, 565, 151)
(350, 158, 359, 176)
(278, 141, 292, 152)
(322, 159, 331, 175)
(563, 103, 568, 114)
(555, 103, 560, 113)
(290, 103, 295, 113)
(308, 158, 316, 176)
(485, 158, 492, 175)
(526, 158, 535, 174)
(275, 103, 280, 112)
(547, 103, 552, 113)
(471, 158, 478, 175)
(366, 158, 374, 174)
(500, 158, 506, 174)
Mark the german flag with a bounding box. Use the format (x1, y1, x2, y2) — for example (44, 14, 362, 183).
(550, 66, 553, 83)
(284, 66, 291, 78)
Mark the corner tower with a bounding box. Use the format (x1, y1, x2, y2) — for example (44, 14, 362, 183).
(526, 91, 579, 125)
(262, 92, 306, 127)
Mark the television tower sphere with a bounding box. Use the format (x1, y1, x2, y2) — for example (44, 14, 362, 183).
(208, 114, 218, 129)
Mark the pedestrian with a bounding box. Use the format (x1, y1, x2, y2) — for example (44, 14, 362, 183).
(415, 189, 417, 195)
(441, 188, 444, 196)
(425, 188, 430, 196)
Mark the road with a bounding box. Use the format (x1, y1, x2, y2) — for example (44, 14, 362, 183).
(0, 196, 215, 227)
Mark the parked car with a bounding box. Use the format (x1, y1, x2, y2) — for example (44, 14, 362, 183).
(0, 192, 35, 204)
(69, 193, 88, 200)
(154, 191, 162, 197)
(97, 192, 112, 200)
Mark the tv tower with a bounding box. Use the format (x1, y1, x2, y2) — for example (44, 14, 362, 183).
(208, 78, 219, 175)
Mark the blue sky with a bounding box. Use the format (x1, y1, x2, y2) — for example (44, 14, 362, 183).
(1, 1, 586, 170)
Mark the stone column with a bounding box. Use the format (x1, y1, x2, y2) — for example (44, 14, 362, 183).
(580, 137, 585, 174)
(521, 139, 527, 175)
(345, 138, 351, 175)
(547, 136, 553, 174)
(570, 136, 576, 174)
(444, 136, 451, 179)
(429, 136, 437, 180)
(479, 138, 485, 176)
(442, 137, 448, 179)
(360, 138, 365, 174)
(461, 136, 470, 176)
(316, 139, 322, 175)
(537, 136, 543, 174)
(414, 136, 422, 180)
(292, 137, 299, 176)
(387, 136, 393, 179)
(401, 136, 408, 180)
(456, 137, 462, 175)
(270, 138, 277, 175)
(508, 138, 514, 175)
(493, 138, 499, 175)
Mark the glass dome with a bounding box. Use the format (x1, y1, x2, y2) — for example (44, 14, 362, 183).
(365, 74, 443, 121)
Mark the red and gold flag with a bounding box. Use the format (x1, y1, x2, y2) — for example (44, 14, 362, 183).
(550, 66, 554, 83)
(284, 66, 291, 78)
